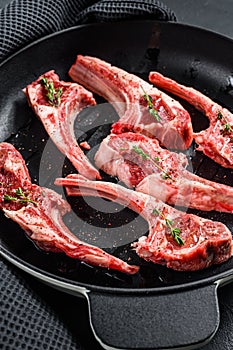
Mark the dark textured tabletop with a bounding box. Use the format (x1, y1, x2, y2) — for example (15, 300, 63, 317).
(0, 1, 233, 349)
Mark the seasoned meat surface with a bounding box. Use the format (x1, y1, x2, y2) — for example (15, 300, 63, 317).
(24, 70, 101, 179)
(55, 174, 233, 271)
(0, 142, 138, 274)
(149, 71, 233, 168)
(69, 55, 193, 150)
(95, 132, 233, 213)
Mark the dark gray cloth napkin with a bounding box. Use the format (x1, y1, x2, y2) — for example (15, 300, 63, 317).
(0, 258, 83, 350)
(0, 0, 176, 63)
(0, 1, 176, 349)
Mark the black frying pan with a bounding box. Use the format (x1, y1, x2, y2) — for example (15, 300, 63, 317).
(0, 21, 233, 350)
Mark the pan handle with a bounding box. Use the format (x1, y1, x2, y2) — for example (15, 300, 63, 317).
(86, 283, 219, 350)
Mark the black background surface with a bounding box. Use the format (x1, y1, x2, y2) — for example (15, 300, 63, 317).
(0, 1, 232, 349)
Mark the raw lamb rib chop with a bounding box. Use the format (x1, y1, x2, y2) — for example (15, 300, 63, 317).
(0, 142, 138, 274)
(95, 132, 233, 213)
(69, 55, 193, 150)
(55, 174, 233, 271)
(24, 70, 101, 179)
(149, 71, 233, 168)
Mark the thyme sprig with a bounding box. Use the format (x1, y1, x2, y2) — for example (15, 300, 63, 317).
(40, 77, 63, 107)
(132, 145, 173, 181)
(152, 208, 184, 245)
(3, 187, 38, 206)
(217, 111, 233, 137)
(141, 86, 161, 122)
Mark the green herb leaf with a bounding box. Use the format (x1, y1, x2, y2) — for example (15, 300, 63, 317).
(165, 218, 174, 227)
(132, 145, 150, 160)
(56, 87, 63, 106)
(149, 108, 161, 122)
(217, 111, 223, 120)
(3, 188, 38, 206)
(132, 146, 173, 181)
(3, 194, 18, 201)
(152, 208, 160, 216)
(223, 123, 232, 132)
(152, 208, 184, 245)
(171, 227, 184, 245)
(216, 110, 233, 135)
(15, 187, 24, 196)
(161, 173, 171, 180)
(40, 77, 63, 107)
(141, 86, 161, 122)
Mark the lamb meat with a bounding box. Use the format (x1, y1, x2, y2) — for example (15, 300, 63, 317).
(23, 70, 101, 179)
(0, 142, 138, 274)
(55, 174, 233, 271)
(68, 55, 193, 150)
(95, 132, 233, 213)
(149, 71, 233, 168)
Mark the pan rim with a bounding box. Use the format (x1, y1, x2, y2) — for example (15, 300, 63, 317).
(1, 246, 233, 294)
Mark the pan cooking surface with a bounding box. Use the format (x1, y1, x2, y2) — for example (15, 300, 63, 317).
(0, 21, 232, 290)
